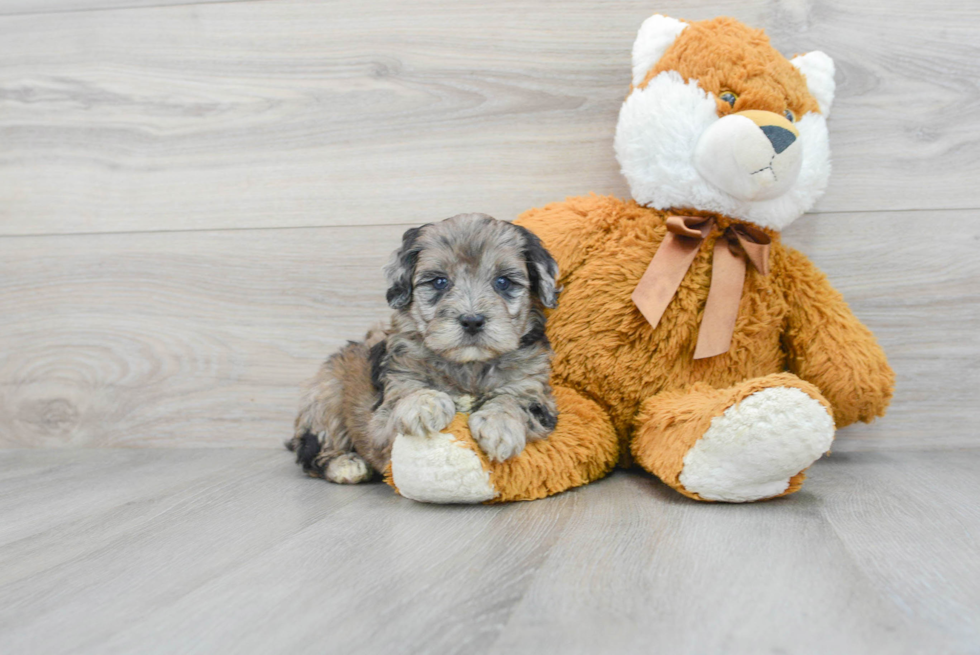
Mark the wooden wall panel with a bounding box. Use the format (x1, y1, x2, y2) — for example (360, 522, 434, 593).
(0, 224, 396, 448)
(0, 0, 978, 236)
(1, 0, 976, 451)
(0, 0, 251, 17)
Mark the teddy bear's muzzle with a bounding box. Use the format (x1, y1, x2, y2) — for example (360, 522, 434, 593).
(694, 109, 803, 202)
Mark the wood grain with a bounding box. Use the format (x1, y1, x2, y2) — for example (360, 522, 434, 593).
(0, 223, 397, 449)
(782, 211, 980, 450)
(1, 449, 977, 654)
(0, 0, 978, 236)
(0, 0, 253, 17)
(0, 209, 976, 450)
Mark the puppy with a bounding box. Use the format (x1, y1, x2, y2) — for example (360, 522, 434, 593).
(288, 213, 560, 484)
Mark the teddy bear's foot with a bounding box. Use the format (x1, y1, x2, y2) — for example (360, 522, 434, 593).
(387, 386, 620, 504)
(678, 386, 835, 502)
(388, 415, 499, 504)
(633, 372, 835, 502)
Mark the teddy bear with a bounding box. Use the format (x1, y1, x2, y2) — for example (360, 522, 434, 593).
(384, 14, 894, 504)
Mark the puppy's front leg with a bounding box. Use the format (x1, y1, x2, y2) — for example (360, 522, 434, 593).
(368, 380, 457, 460)
(393, 388, 456, 435)
(466, 396, 524, 462)
(373, 388, 456, 441)
(470, 393, 558, 462)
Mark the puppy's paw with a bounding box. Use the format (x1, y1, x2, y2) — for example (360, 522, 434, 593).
(469, 405, 528, 462)
(394, 389, 456, 435)
(325, 453, 374, 484)
(528, 400, 559, 439)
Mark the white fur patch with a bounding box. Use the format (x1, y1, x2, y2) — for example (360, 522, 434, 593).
(678, 387, 835, 502)
(792, 51, 836, 115)
(614, 71, 831, 231)
(694, 114, 803, 202)
(390, 431, 498, 504)
(631, 15, 688, 87)
(454, 394, 475, 413)
(325, 453, 371, 485)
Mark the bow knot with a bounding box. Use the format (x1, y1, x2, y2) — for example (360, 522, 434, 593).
(723, 223, 771, 276)
(631, 215, 772, 359)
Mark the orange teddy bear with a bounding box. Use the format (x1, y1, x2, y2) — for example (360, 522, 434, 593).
(386, 15, 894, 503)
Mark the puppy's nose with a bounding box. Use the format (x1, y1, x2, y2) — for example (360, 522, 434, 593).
(759, 125, 796, 154)
(458, 314, 486, 335)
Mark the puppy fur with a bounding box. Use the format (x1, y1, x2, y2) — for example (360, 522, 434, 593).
(288, 213, 560, 484)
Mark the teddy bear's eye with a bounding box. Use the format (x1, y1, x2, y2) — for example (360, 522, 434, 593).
(783, 109, 796, 123)
(719, 91, 738, 107)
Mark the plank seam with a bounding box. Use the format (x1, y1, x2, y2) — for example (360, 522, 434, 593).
(0, 206, 976, 240)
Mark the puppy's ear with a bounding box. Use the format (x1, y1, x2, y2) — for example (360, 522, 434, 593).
(512, 224, 559, 308)
(384, 224, 429, 309)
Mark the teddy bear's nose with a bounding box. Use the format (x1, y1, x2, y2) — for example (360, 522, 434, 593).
(760, 125, 797, 154)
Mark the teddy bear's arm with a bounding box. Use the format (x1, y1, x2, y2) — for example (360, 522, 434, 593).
(779, 247, 895, 428)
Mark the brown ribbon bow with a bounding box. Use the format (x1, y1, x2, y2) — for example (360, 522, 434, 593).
(631, 215, 772, 359)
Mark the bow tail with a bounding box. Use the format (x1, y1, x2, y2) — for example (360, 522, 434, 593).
(631, 230, 704, 329)
(693, 239, 747, 359)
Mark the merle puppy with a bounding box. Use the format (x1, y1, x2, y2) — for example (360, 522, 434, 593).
(288, 213, 560, 484)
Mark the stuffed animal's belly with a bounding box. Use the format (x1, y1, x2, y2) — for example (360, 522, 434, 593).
(545, 231, 788, 433)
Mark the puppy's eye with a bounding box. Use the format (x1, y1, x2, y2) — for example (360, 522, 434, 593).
(719, 91, 738, 107)
(783, 109, 796, 123)
(431, 277, 449, 290)
(493, 276, 512, 292)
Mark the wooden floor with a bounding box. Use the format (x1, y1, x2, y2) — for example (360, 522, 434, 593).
(1, 448, 978, 655)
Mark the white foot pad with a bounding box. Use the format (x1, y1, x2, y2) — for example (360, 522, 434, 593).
(390, 431, 497, 504)
(679, 387, 835, 502)
(325, 453, 372, 484)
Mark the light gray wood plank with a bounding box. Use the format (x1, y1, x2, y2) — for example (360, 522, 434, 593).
(0, 448, 243, 548)
(1, 209, 976, 450)
(0, 0, 978, 236)
(0, 449, 570, 654)
(0, 223, 398, 449)
(0, 449, 347, 586)
(488, 450, 980, 655)
(809, 450, 980, 650)
(0, 449, 977, 654)
(487, 478, 926, 655)
(782, 211, 980, 451)
(0, 0, 253, 18)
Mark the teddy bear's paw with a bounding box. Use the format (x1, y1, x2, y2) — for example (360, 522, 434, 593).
(678, 387, 835, 502)
(389, 430, 498, 504)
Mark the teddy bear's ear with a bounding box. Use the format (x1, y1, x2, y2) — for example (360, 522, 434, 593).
(791, 51, 836, 116)
(631, 14, 688, 87)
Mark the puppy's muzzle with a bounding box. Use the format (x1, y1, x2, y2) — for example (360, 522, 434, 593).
(694, 109, 802, 202)
(458, 313, 486, 335)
